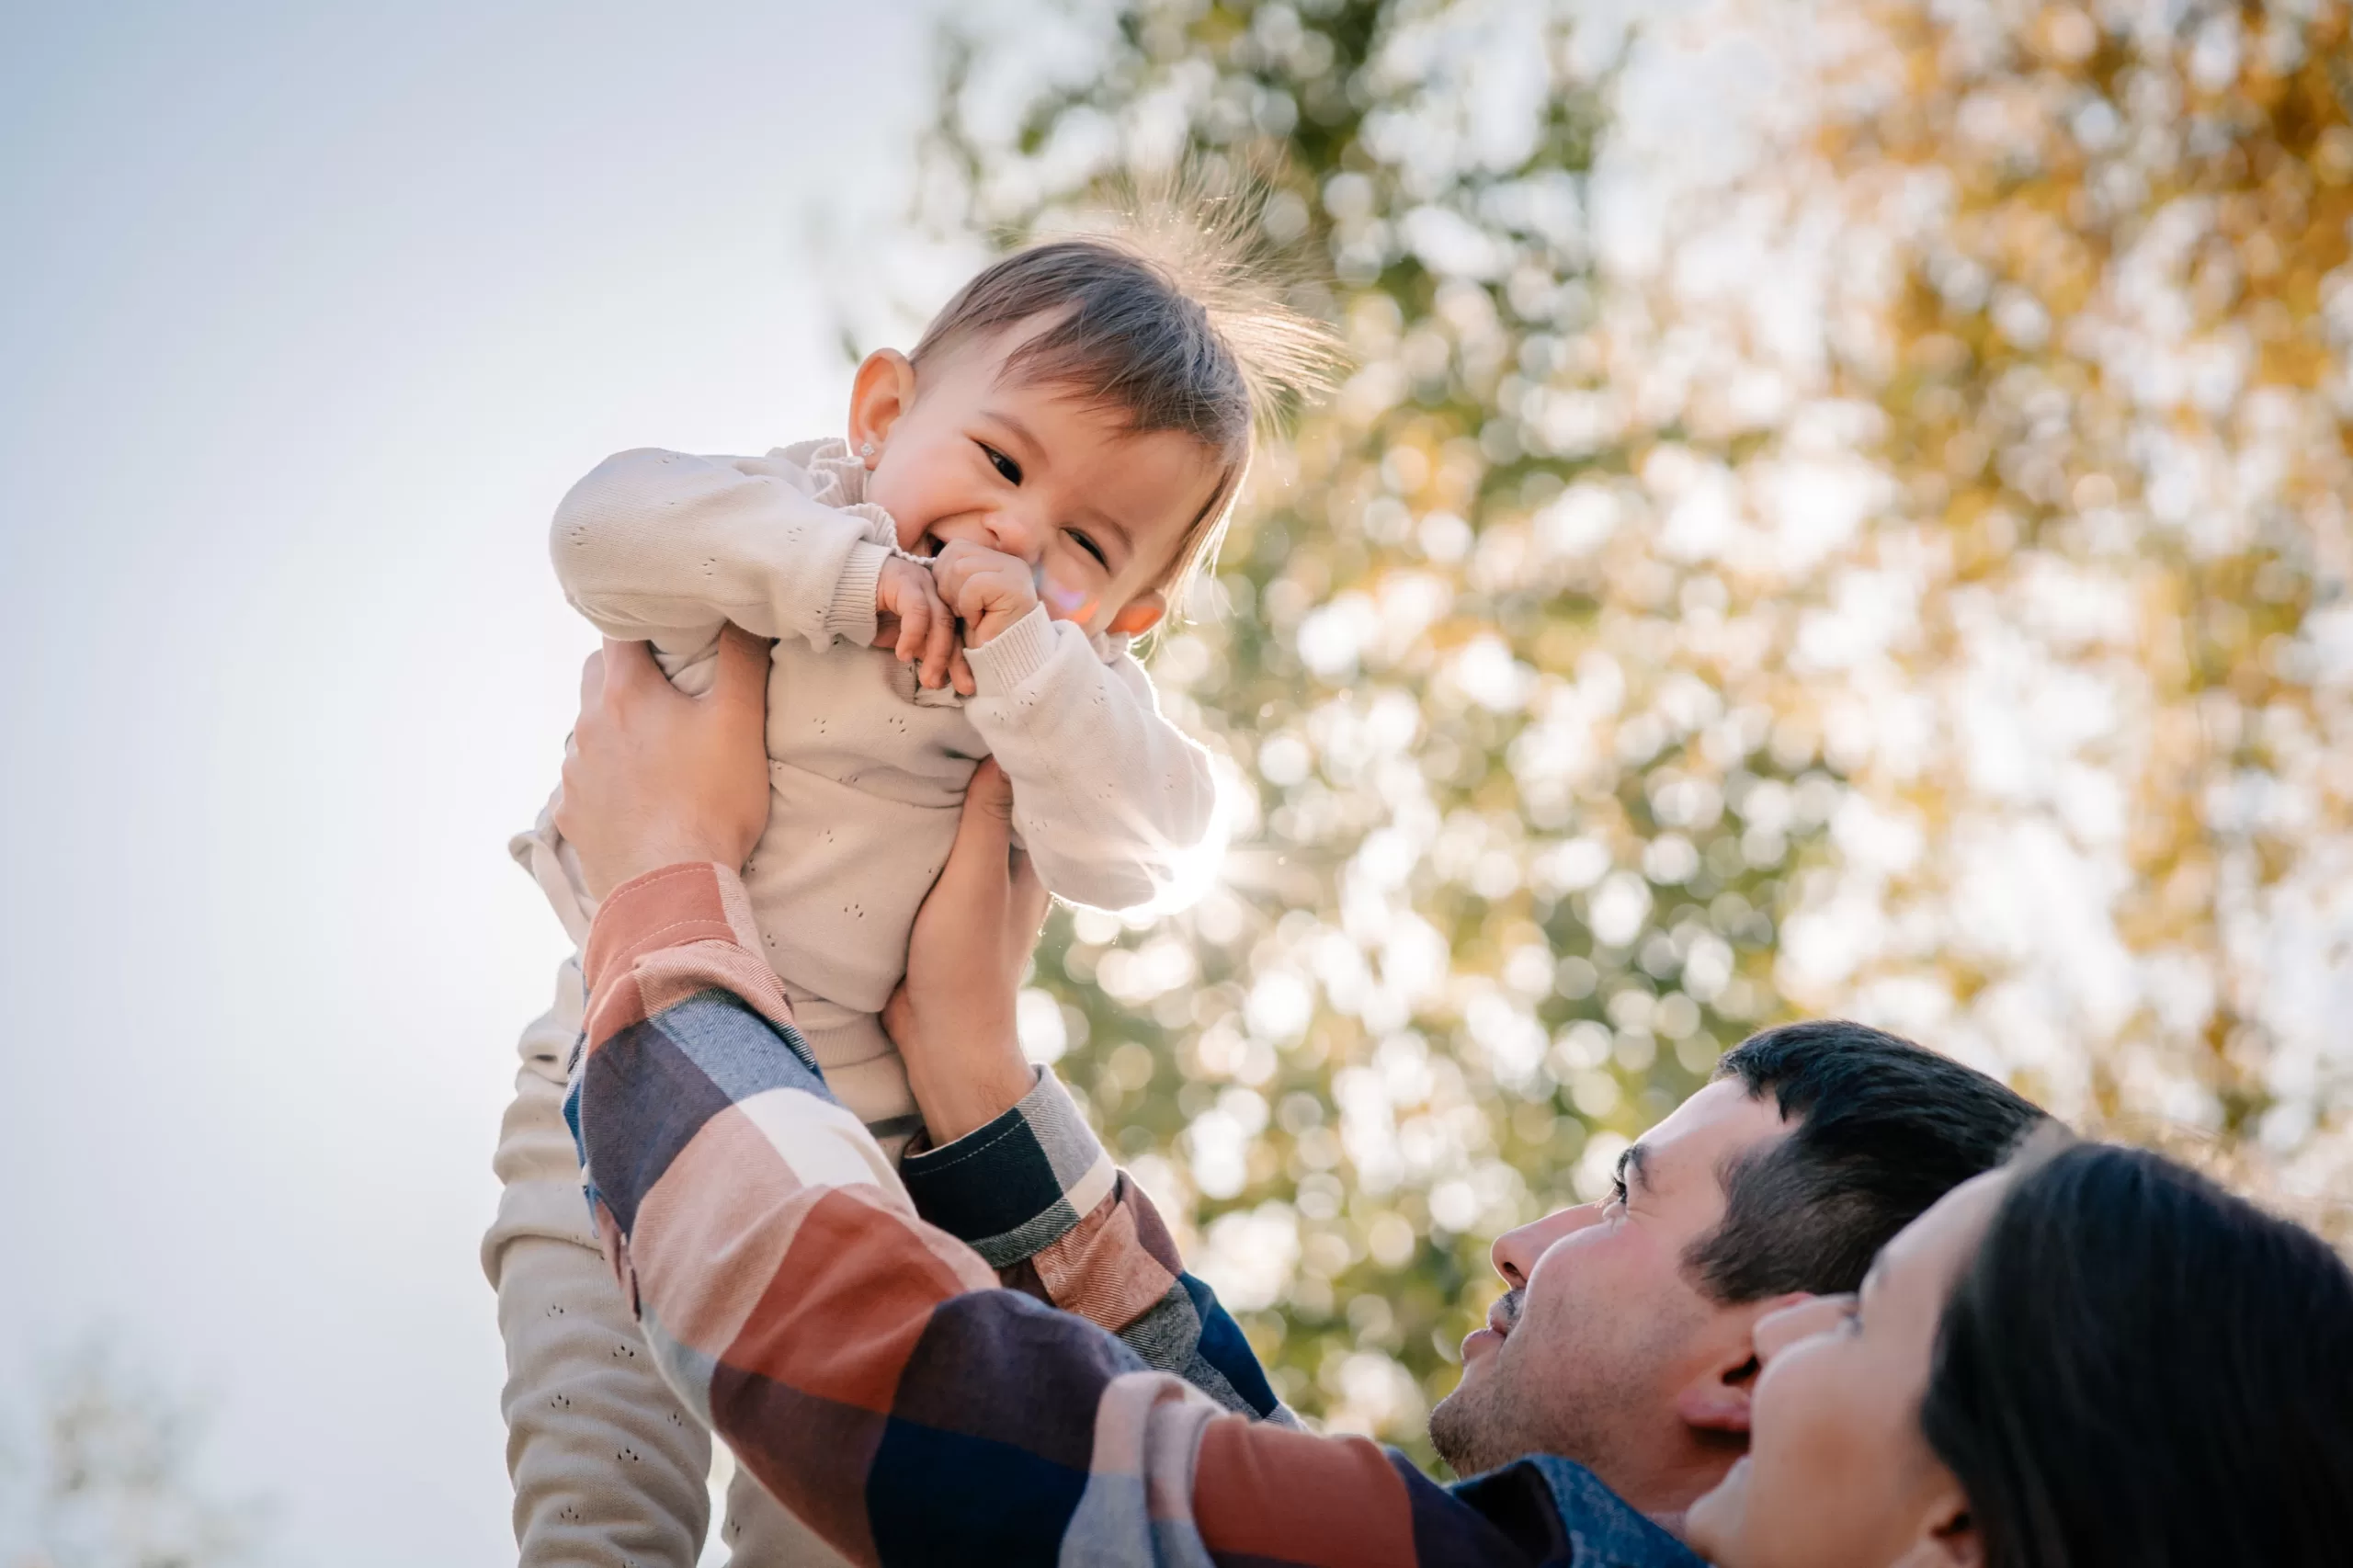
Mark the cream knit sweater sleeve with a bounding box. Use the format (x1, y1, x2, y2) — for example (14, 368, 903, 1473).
(551, 447, 893, 654)
(962, 605, 1221, 913)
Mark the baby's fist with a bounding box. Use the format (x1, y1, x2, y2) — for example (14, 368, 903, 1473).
(874, 556, 958, 689)
(931, 540, 1040, 651)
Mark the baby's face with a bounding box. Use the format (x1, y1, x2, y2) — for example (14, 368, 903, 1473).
(857, 324, 1226, 639)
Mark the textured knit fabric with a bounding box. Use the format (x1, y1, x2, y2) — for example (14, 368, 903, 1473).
(484, 957, 854, 1568)
(493, 437, 1218, 1563)
(512, 436, 1218, 1127)
(525, 436, 1218, 977)
(567, 861, 1711, 1568)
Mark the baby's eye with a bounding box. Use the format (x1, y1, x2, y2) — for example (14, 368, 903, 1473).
(977, 441, 1022, 485)
(1065, 528, 1108, 568)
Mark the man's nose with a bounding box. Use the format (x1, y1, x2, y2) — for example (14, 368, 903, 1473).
(1490, 1203, 1602, 1290)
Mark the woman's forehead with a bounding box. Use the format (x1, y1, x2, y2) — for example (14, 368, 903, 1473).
(1874, 1169, 2010, 1311)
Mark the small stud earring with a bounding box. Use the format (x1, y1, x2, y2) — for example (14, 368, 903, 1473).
(859, 440, 876, 462)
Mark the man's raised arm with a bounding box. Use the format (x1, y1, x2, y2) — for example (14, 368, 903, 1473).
(881, 760, 1288, 1422)
(551, 640, 1558, 1565)
(570, 855, 1552, 1567)
(898, 1062, 1289, 1422)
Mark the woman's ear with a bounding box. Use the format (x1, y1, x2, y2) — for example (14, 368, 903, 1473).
(1890, 1487, 1983, 1568)
(1109, 592, 1165, 638)
(848, 349, 917, 463)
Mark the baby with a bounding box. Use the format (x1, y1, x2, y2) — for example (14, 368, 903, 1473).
(484, 232, 1332, 1566)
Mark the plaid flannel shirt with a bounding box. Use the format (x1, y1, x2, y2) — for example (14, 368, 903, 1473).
(897, 1062, 1292, 1425)
(568, 861, 1705, 1568)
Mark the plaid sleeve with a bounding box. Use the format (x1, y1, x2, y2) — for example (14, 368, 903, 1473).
(902, 1071, 1291, 1423)
(569, 861, 1563, 1568)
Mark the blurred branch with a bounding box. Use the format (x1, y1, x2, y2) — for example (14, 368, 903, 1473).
(0, 1337, 262, 1568)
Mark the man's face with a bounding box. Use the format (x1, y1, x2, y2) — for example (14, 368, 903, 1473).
(1428, 1078, 1790, 1511)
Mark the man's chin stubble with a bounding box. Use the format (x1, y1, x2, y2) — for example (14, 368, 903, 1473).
(1429, 1370, 1511, 1478)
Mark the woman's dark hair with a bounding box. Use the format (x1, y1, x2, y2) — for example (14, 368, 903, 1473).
(1921, 1142, 2353, 1567)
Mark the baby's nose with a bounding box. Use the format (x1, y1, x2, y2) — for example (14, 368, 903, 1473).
(988, 506, 1048, 562)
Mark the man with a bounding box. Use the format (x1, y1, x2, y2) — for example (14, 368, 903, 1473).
(1426, 1021, 2041, 1515)
(554, 629, 2040, 1563)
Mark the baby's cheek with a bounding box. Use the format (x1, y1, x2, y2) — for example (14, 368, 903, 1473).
(863, 464, 944, 553)
(1037, 570, 1097, 625)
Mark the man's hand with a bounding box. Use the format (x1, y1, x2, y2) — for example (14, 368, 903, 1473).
(874, 555, 961, 689)
(931, 539, 1040, 654)
(554, 628, 771, 900)
(882, 759, 1051, 1143)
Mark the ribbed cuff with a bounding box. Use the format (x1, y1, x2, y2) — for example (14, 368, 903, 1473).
(964, 602, 1060, 695)
(824, 540, 889, 645)
(900, 1066, 1118, 1268)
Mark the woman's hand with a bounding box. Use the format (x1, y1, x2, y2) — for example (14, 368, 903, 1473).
(882, 759, 1051, 1143)
(554, 628, 772, 900)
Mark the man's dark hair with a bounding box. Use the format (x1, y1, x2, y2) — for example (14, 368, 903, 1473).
(1685, 1019, 2043, 1301)
(1923, 1142, 2353, 1566)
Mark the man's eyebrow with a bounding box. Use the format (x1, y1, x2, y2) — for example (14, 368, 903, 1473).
(1616, 1142, 1653, 1196)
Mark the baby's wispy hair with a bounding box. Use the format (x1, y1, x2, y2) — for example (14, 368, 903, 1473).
(911, 172, 1342, 596)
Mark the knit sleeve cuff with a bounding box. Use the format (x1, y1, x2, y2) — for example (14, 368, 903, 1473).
(963, 603, 1060, 696)
(823, 540, 889, 646)
(899, 1066, 1118, 1269)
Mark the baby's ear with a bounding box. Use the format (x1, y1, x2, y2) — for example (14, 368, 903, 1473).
(848, 349, 917, 461)
(1109, 592, 1165, 638)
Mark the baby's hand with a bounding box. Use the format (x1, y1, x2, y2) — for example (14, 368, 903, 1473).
(932, 540, 1040, 653)
(874, 556, 959, 689)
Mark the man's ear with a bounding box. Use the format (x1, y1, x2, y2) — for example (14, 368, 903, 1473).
(1672, 1290, 1816, 1436)
(848, 348, 918, 462)
(1670, 1379, 1752, 1435)
(1108, 591, 1165, 638)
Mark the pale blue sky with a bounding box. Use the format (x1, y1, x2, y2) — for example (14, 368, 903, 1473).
(0, 2, 933, 1559)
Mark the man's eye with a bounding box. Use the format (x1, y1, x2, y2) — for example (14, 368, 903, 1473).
(1608, 1178, 1628, 1210)
(1066, 528, 1108, 568)
(978, 442, 1022, 484)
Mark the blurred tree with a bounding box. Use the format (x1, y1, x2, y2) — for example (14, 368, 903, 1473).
(0, 1341, 257, 1568)
(906, 0, 2353, 1465)
(912, 0, 1826, 1466)
(1592, 0, 2353, 1210)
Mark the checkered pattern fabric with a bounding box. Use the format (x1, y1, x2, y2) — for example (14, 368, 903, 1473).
(900, 1064, 1288, 1422)
(569, 861, 1705, 1568)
